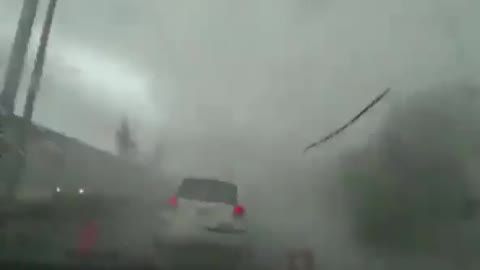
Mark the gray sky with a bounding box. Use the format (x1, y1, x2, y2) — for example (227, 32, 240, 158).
(1, 0, 479, 187)
(1, 0, 477, 153)
(1, 0, 479, 210)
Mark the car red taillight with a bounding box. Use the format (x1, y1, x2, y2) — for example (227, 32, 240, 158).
(233, 205, 245, 217)
(169, 196, 178, 207)
(78, 221, 98, 254)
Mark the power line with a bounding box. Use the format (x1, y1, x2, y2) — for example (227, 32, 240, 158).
(304, 88, 391, 153)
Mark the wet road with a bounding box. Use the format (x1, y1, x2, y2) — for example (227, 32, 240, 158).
(0, 199, 271, 270)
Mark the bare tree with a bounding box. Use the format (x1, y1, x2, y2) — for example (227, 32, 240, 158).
(115, 117, 137, 158)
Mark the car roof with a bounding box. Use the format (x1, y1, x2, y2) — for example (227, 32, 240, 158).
(181, 177, 237, 187)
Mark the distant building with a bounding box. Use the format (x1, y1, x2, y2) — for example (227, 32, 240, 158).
(0, 115, 170, 200)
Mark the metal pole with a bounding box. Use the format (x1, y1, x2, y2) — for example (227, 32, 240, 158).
(1, 0, 39, 201)
(0, 0, 39, 115)
(23, 0, 58, 123)
(5, 0, 58, 201)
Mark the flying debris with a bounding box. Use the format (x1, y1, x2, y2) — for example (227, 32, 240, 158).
(304, 88, 391, 153)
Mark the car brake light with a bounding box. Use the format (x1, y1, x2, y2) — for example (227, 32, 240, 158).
(169, 196, 178, 207)
(78, 221, 97, 254)
(233, 205, 245, 216)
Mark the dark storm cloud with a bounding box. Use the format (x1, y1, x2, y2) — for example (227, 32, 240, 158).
(0, 0, 165, 151)
(330, 83, 480, 268)
(2, 0, 478, 151)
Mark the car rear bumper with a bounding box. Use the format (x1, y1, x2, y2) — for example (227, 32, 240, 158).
(158, 223, 249, 247)
(154, 228, 252, 267)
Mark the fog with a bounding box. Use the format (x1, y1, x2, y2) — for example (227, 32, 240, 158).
(1, 0, 480, 268)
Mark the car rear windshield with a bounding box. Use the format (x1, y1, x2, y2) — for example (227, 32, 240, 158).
(177, 178, 238, 205)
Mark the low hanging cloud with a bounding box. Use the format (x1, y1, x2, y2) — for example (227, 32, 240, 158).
(332, 82, 480, 264)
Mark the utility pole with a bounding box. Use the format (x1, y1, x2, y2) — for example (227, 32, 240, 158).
(6, 0, 58, 201)
(1, 0, 39, 201)
(0, 0, 39, 115)
(23, 0, 58, 123)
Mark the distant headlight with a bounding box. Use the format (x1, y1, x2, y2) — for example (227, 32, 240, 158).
(55, 187, 61, 192)
(78, 188, 84, 194)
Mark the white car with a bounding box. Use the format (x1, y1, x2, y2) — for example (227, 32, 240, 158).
(154, 177, 251, 269)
